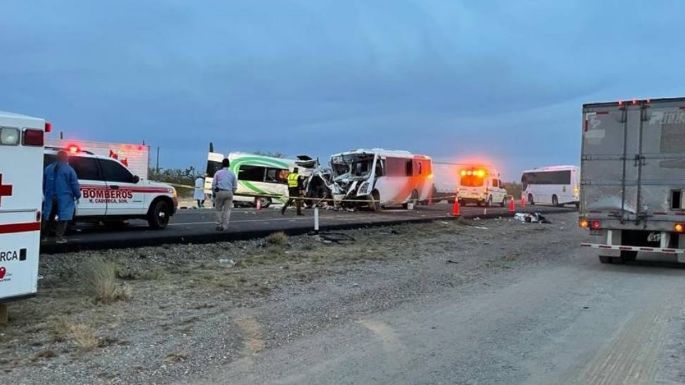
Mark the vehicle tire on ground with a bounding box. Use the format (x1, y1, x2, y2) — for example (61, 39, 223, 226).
(255, 197, 271, 208)
(552, 195, 559, 207)
(500, 196, 507, 207)
(620, 250, 637, 262)
(403, 190, 419, 209)
(370, 190, 381, 212)
(528, 193, 535, 206)
(485, 195, 493, 207)
(599, 255, 612, 264)
(148, 199, 171, 229)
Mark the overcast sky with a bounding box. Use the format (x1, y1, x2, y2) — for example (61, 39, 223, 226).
(1, 0, 683, 179)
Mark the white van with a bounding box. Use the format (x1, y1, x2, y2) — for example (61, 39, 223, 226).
(456, 165, 508, 207)
(205, 152, 294, 207)
(44, 148, 178, 229)
(0, 111, 47, 302)
(329, 149, 433, 210)
(521, 165, 579, 207)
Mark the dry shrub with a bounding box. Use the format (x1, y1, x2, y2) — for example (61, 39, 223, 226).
(80, 257, 131, 304)
(67, 323, 99, 351)
(265, 232, 288, 247)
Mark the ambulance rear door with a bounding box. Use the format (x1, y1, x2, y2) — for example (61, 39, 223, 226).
(0, 113, 45, 301)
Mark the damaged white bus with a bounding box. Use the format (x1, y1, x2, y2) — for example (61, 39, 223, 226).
(324, 149, 433, 211)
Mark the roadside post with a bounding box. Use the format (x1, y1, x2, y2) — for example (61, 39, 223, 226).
(314, 206, 320, 233)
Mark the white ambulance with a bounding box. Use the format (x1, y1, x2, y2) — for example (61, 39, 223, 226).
(44, 147, 178, 229)
(456, 165, 508, 207)
(0, 111, 47, 302)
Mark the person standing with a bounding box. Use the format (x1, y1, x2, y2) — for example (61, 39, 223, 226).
(211, 159, 237, 231)
(194, 174, 206, 208)
(281, 167, 304, 216)
(43, 151, 81, 243)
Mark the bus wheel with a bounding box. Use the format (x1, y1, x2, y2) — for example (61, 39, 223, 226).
(370, 190, 381, 212)
(552, 195, 559, 207)
(148, 199, 171, 229)
(528, 194, 535, 206)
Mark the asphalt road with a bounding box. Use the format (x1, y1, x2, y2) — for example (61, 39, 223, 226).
(188, 241, 685, 385)
(42, 203, 574, 252)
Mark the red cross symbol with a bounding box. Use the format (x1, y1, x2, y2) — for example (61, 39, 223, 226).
(0, 174, 13, 207)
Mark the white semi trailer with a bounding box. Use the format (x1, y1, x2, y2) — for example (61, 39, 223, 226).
(579, 97, 685, 263)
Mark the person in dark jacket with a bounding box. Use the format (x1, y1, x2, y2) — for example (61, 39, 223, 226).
(43, 151, 81, 243)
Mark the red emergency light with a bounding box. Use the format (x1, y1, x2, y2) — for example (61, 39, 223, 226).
(67, 144, 80, 154)
(44, 121, 52, 133)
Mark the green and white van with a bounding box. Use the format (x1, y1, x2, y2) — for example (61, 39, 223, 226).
(205, 152, 294, 208)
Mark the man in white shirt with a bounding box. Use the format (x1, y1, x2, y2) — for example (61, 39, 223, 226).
(211, 159, 238, 231)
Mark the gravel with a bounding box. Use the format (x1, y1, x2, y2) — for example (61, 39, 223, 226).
(0, 212, 582, 385)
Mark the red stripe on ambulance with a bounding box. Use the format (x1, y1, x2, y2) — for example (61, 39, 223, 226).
(0, 221, 41, 234)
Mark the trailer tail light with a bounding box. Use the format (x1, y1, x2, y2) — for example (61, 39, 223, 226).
(579, 218, 589, 229)
(22, 129, 44, 146)
(590, 220, 602, 230)
(675, 223, 685, 233)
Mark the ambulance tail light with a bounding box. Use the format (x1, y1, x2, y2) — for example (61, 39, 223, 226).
(22, 129, 44, 146)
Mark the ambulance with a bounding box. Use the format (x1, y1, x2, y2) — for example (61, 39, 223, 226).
(0, 111, 48, 302)
(456, 165, 508, 207)
(43, 147, 177, 229)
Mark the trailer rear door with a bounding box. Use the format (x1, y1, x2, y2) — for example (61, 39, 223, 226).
(582, 98, 685, 223)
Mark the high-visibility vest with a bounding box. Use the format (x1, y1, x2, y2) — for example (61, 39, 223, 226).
(287, 173, 299, 188)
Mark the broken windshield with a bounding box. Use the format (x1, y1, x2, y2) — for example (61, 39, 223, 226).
(331, 154, 375, 179)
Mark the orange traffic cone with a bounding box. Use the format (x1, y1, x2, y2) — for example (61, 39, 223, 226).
(508, 197, 516, 213)
(452, 199, 460, 216)
(520, 196, 526, 208)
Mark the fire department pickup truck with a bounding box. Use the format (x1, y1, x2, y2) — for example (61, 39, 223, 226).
(44, 148, 178, 229)
(0, 111, 47, 303)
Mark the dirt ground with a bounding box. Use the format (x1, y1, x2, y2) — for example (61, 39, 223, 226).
(0, 212, 584, 385)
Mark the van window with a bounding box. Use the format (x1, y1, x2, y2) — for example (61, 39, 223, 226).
(70, 156, 102, 180)
(264, 168, 287, 184)
(238, 165, 265, 182)
(100, 159, 134, 183)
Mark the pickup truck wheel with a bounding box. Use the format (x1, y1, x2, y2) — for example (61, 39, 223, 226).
(148, 200, 171, 229)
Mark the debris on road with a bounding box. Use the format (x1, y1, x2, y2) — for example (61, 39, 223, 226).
(514, 212, 551, 224)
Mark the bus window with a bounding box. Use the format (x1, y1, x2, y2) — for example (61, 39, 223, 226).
(405, 159, 413, 176)
(238, 165, 265, 182)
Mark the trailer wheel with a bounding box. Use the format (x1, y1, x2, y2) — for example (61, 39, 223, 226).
(620, 250, 637, 262)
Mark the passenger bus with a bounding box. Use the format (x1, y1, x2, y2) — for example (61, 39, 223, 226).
(329, 149, 432, 210)
(456, 165, 508, 207)
(521, 165, 579, 207)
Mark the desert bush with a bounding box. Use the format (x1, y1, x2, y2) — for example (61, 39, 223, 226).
(265, 232, 288, 247)
(79, 257, 131, 304)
